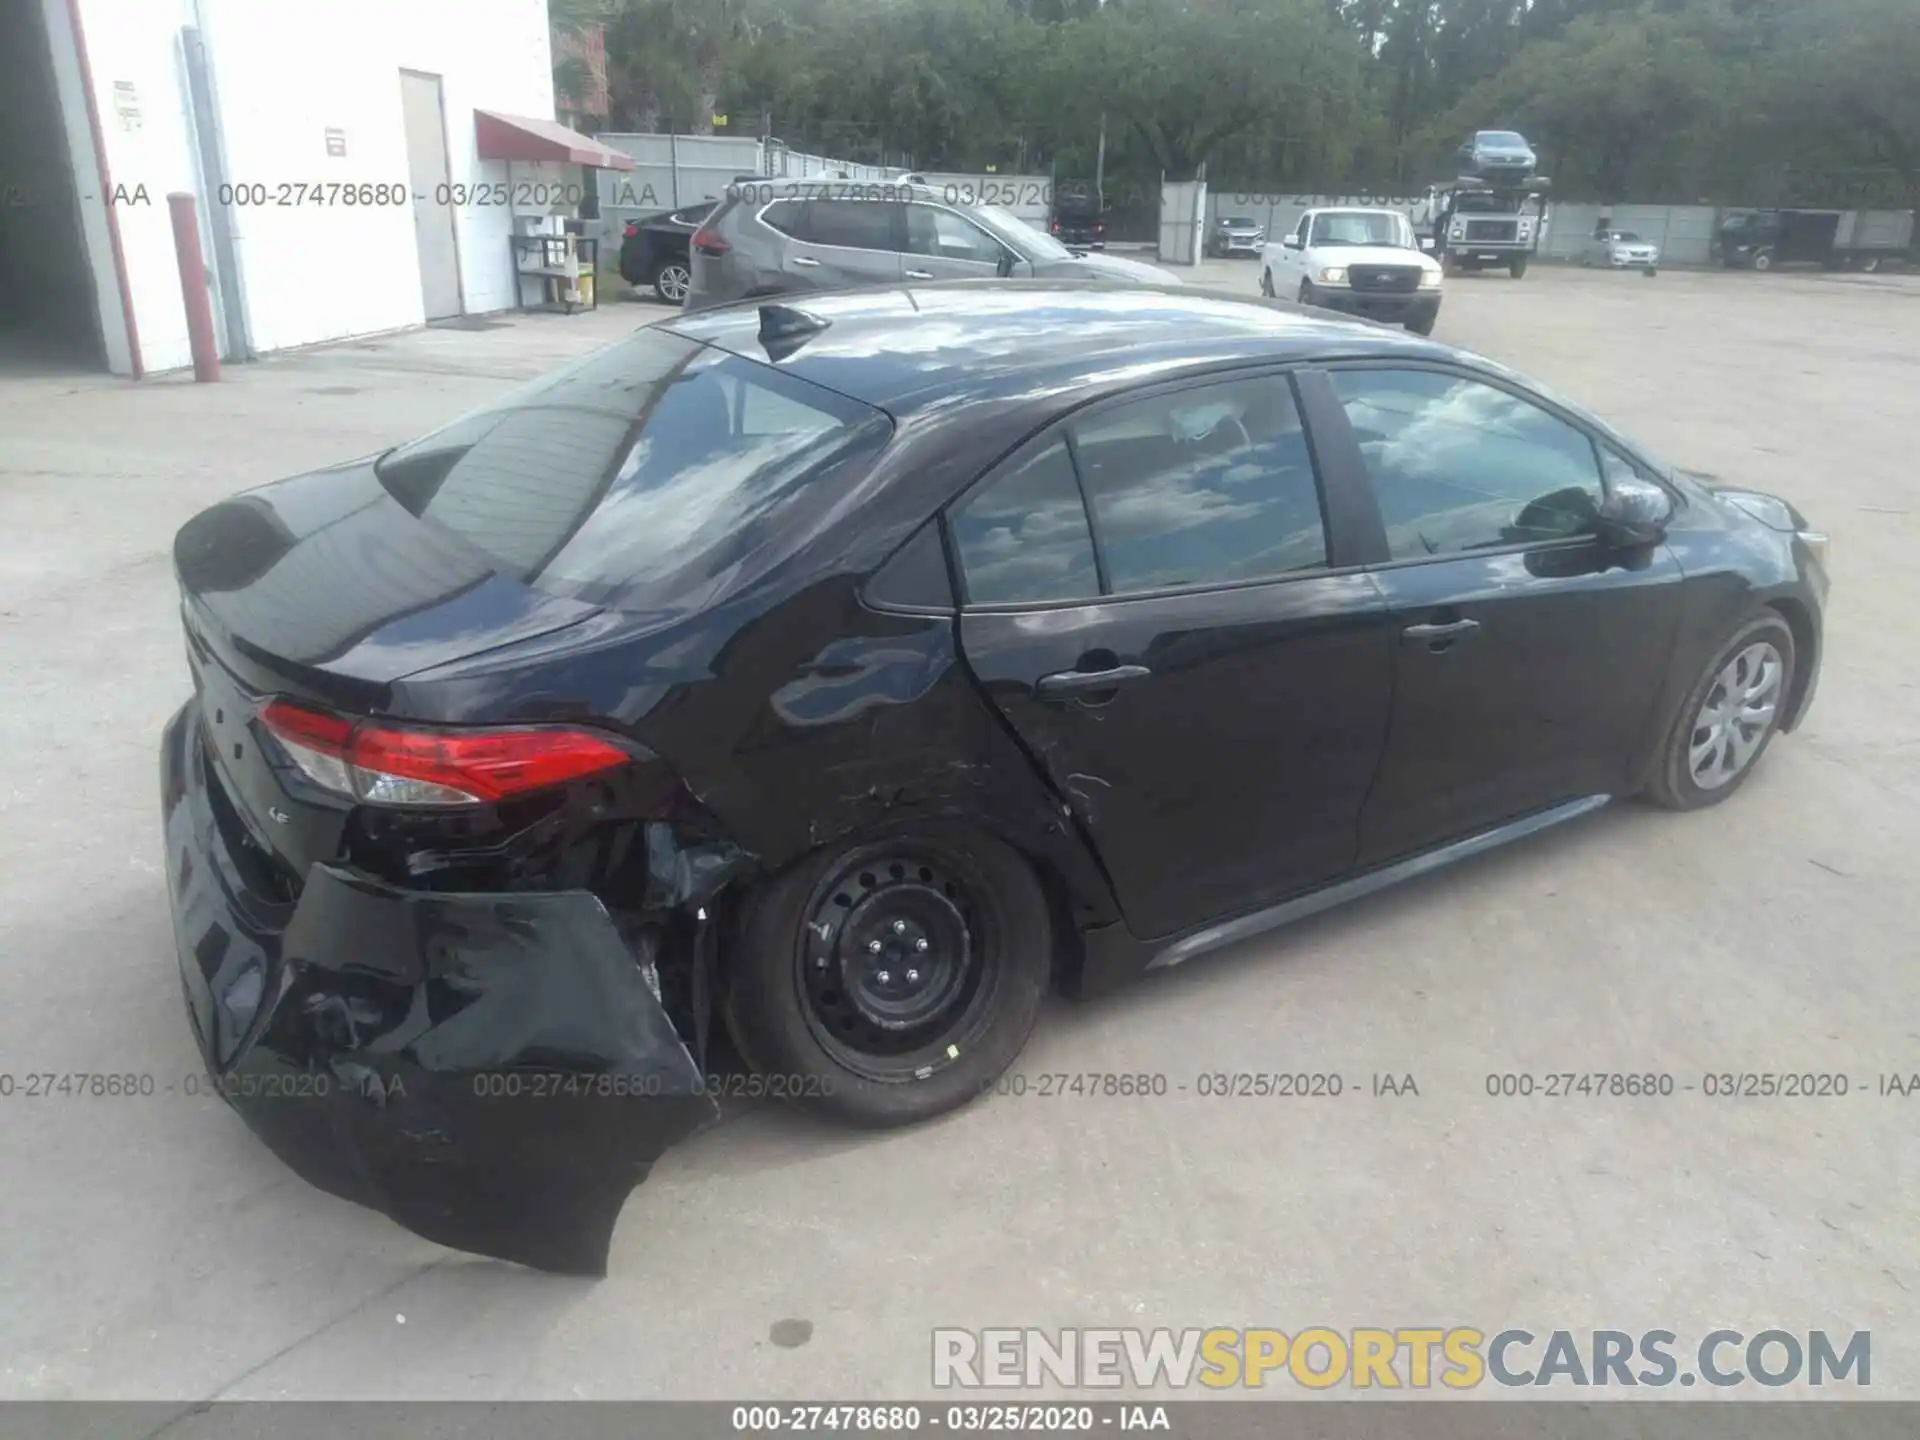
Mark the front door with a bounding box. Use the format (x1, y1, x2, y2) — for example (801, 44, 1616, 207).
(399, 71, 462, 320)
(1320, 364, 1687, 867)
(952, 370, 1396, 941)
(780, 199, 904, 291)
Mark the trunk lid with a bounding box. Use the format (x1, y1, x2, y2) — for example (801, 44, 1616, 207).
(173, 460, 608, 883)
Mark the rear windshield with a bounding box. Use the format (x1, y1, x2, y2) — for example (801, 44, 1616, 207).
(374, 328, 891, 613)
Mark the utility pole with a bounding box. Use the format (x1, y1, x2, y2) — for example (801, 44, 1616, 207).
(1095, 112, 1106, 208)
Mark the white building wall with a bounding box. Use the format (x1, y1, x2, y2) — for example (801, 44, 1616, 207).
(71, 0, 556, 374)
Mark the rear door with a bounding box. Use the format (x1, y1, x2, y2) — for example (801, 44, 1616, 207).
(903, 200, 1009, 281)
(782, 198, 906, 290)
(1316, 363, 1687, 867)
(952, 369, 1396, 942)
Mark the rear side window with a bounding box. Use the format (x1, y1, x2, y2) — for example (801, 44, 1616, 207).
(374, 331, 890, 612)
(1071, 375, 1327, 591)
(798, 200, 899, 252)
(760, 200, 803, 235)
(951, 440, 1098, 605)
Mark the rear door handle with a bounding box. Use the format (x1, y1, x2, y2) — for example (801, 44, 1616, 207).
(904, 269, 934, 280)
(792, 256, 822, 268)
(1401, 618, 1481, 643)
(1035, 664, 1152, 700)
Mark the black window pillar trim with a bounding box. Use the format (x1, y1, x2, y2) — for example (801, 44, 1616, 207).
(1293, 366, 1390, 568)
(1058, 427, 1113, 596)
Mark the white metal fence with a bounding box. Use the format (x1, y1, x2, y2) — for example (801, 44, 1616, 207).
(1198, 190, 1909, 267)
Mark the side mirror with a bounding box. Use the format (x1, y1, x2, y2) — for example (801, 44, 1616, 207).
(1282, 234, 1303, 250)
(1595, 475, 1674, 548)
(996, 249, 1016, 278)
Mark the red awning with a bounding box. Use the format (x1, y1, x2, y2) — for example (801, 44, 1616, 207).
(473, 110, 636, 170)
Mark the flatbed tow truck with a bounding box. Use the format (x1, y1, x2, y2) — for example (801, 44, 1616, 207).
(1413, 175, 1550, 278)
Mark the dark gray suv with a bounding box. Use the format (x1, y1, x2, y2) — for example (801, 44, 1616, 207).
(686, 181, 1180, 308)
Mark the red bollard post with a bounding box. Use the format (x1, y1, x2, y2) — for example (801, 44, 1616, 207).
(167, 191, 221, 382)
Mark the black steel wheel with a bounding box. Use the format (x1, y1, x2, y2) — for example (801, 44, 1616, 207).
(724, 828, 1050, 1126)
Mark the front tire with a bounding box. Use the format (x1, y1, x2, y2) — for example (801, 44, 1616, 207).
(1641, 613, 1795, 811)
(1405, 309, 1436, 336)
(1259, 266, 1275, 297)
(1509, 255, 1529, 279)
(1297, 280, 1316, 306)
(723, 827, 1050, 1127)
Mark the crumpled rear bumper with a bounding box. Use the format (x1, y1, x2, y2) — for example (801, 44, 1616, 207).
(159, 702, 719, 1275)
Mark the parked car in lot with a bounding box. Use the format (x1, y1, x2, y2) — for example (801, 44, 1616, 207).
(1207, 215, 1267, 257)
(160, 280, 1829, 1274)
(1261, 207, 1444, 333)
(1584, 228, 1660, 273)
(1455, 129, 1538, 182)
(618, 201, 715, 305)
(1049, 187, 1106, 248)
(686, 181, 1178, 307)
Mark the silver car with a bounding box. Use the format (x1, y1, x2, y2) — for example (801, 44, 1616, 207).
(686, 181, 1180, 309)
(1456, 130, 1538, 182)
(1584, 229, 1660, 272)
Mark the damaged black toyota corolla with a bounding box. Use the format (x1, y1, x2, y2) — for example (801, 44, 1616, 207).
(161, 282, 1830, 1273)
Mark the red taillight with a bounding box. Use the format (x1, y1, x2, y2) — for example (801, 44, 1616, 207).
(691, 226, 730, 256)
(1050, 220, 1061, 233)
(623, 221, 640, 238)
(260, 701, 630, 807)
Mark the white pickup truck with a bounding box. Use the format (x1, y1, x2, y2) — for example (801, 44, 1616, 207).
(1259, 207, 1445, 335)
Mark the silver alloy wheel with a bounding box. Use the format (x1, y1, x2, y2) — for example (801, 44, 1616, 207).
(1688, 641, 1784, 789)
(655, 263, 691, 304)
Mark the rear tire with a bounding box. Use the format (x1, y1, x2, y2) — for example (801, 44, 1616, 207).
(1640, 613, 1796, 812)
(723, 827, 1050, 1127)
(649, 259, 691, 306)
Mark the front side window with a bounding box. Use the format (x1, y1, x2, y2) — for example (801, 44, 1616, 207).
(1071, 376, 1328, 591)
(797, 199, 899, 251)
(906, 205, 1004, 266)
(951, 440, 1099, 605)
(374, 334, 890, 612)
(1328, 369, 1604, 559)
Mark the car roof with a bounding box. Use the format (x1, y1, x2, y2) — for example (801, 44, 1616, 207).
(662, 280, 1445, 414)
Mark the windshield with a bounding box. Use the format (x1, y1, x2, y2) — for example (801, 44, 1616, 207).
(1309, 211, 1413, 248)
(1612, 232, 1644, 243)
(1221, 216, 1256, 227)
(374, 330, 892, 613)
(971, 201, 1072, 259)
(1478, 131, 1528, 148)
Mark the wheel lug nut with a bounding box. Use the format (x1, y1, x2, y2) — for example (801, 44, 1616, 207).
(867, 939, 883, 953)
(914, 937, 929, 952)
(906, 968, 921, 983)
(876, 970, 891, 984)
(893, 919, 908, 934)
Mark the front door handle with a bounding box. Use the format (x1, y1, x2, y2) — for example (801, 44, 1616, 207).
(1035, 664, 1152, 700)
(904, 269, 934, 280)
(1401, 618, 1481, 644)
(792, 255, 822, 268)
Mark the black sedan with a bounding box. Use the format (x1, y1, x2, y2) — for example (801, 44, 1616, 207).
(617, 201, 715, 304)
(160, 282, 1829, 1274)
